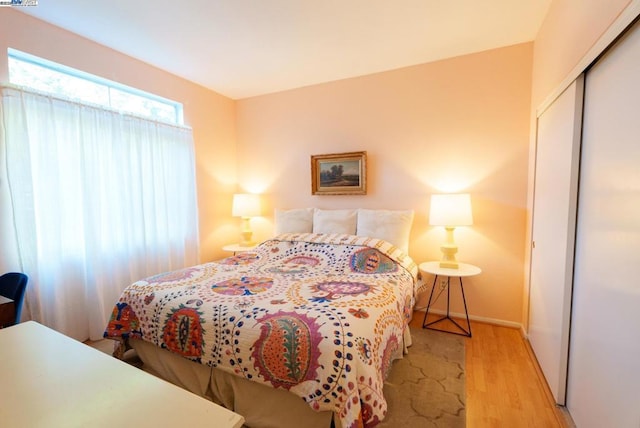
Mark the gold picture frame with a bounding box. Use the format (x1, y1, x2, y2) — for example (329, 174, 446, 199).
(311, 151, 367, 195)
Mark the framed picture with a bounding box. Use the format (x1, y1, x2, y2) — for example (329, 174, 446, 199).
(311, 151, 367, 195)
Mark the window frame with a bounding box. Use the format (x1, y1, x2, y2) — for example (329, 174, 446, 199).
(8, 48, 184, 125)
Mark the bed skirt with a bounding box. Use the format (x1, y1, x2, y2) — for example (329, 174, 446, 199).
(125, 325, 413, 428)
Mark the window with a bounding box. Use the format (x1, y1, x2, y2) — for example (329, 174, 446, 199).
(7, 48, 183, 124)
(1, 52, 197, 341)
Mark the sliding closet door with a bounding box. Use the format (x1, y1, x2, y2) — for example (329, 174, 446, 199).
(528, 77, 583, 405)
(567, 20, 640, 427)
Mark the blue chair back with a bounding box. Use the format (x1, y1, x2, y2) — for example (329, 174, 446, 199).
(0, 272, 28, 326)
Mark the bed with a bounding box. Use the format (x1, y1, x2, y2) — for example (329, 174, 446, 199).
(104, 210, 417, 428)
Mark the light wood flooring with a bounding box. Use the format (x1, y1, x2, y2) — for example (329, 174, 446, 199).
(412, 312, 568, 427)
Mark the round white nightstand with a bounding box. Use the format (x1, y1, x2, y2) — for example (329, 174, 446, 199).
(419, 261, 481, 337)
(222, 243, 257, 255)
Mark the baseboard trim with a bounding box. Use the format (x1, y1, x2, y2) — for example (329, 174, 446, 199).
(413, 308, 522, 330)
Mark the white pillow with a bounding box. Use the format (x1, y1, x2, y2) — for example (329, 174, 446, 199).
(274, 208, 314, 234)
(313, 209, 357, 235)
(356, 209, 414, 253)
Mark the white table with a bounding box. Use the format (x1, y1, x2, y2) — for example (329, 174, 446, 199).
(419, 261, 481, 337)
(222, 243, 257, 254)
(0, 321, 245, 428)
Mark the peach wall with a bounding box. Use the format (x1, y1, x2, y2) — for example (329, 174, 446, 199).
(531, 0, 632, 107)
(0, 9, 237, 263)
(4, 6, 609, 326)
(523, 0, 633, 329)
(236, 44, 533, 325)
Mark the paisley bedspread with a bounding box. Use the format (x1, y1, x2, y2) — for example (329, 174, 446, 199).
(105, 233, 418, 428)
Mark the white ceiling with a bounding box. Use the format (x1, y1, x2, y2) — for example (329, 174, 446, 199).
(19, 0, 552, 100)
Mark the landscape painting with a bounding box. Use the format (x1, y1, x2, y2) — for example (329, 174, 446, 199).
(311, 151, 367, 195)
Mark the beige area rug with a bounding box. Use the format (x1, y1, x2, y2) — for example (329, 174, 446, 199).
(379, 327, 466, 428)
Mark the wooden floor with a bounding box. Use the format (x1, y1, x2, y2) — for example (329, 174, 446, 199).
(411, 312, 567, 427)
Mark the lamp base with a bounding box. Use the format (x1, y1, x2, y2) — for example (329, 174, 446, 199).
(439, 240, 459, 269)
(239, 218, 254, 247)
(439, 260, 460, 269)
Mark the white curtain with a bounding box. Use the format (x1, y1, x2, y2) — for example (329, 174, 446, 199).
(0, 86, 199, 341)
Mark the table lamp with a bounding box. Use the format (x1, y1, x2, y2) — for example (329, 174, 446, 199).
(429, 193, 473, 269)
(232, 193, 261, 246)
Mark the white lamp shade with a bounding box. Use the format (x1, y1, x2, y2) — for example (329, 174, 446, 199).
(232, 193, 261, 217)
(429, 193, 473, 227)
